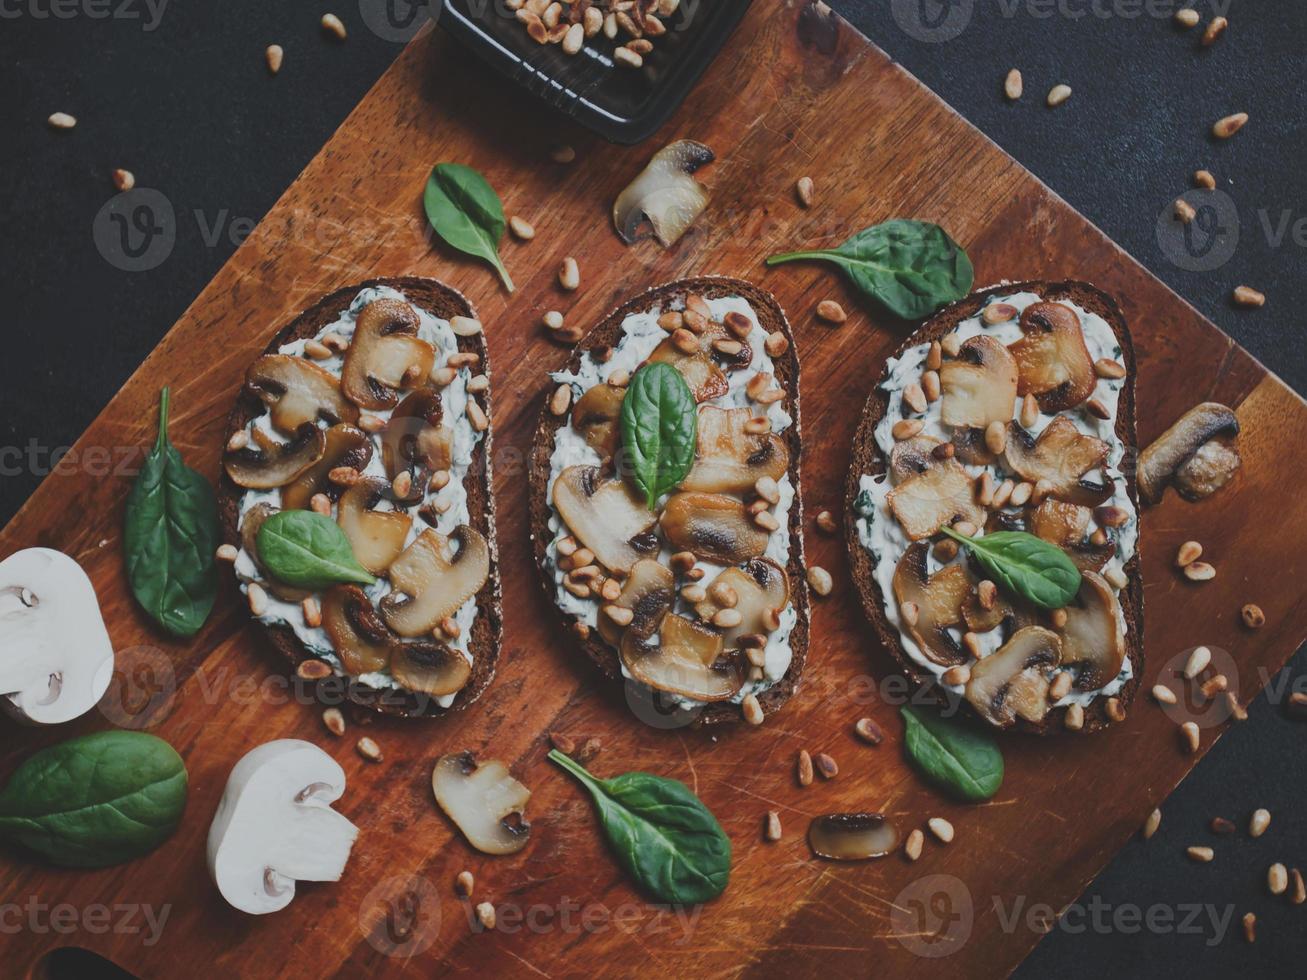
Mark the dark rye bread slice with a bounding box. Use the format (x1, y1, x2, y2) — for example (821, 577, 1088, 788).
(528, 277, 809, 726)
(217, 277, 503, 719)
(843, 280, 1143, 735)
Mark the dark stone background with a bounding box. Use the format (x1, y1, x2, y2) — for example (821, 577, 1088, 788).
(1, 1, 1303, 975)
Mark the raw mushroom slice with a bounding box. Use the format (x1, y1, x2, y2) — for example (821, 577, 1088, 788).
(0, 549, 114, 725)
(597, 558, 674, 647)
(808, 813, 898, 861)
(381, 388, 450, 503)
(1028, 498, 1114, 573)
(659, 492, 770, 565)
(432, 752, 531, 856)
(239, 503, 312, 602)
(1137, 402, 1240, 505)
(336, 477, 411, 574)
(224, 424, 326, 490)
(645, 339, 729, 403)
(340, 299, 436, 410)
(888, 435, 942, 484)
(612, 139, 714, 247)
(1003, 417, 1114, 507)
(321, 585, 393, 675)
(1007, 301, 1096, 412)
(281, 424, 373, 511)
(964, 626, 1062, 728)
(619, 614, 745, 703)
(891, 543, 969, 667)
(1056, 571, 1126, 691)
(552, 466, 658, 576)
(245, 354, 358, 434)
(570, 383, 625, 462)
(207, 739, 359, 915)
(885, 459, 986, 540)
(693, 558, 790, 650)
(939, 335, 1019, 429)
(681, 406, 790, 495)
(380, 527, 490, 637)
(390, 639, 471, 698)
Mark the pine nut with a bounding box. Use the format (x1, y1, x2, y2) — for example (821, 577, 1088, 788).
(984, 420, 1008, 454)
(1051, 608, 1068, 629)
(1152, 684, 1177, 705)
(476, 902, 496, 930)
(1194, 169, 1216, 189)
(1184, 561, 1216, 582)
(991, 479, 1014, 509)
(807, 566, 833, 596)
(741, 693, 763, 725)
(215, 544, 239, 562)
(310, 493, 332, 516)
(1225, 692, 1247, 722)
(1201, 16, 1227, 46)
(764, 811, 782, 842)
(112, 168, 136, 191)
(455, 870, 474, 897)
(1241, 912, 1255, 944)
(1233, 285, 1265, 307)
(904, 828, 924, 861)
(976, 471, 995, 506)
(558, 256, 580, 290)
(927, 817, 954, 843)
(1290, 868, 1305, 905)
(1182, 648, 1206, 684)
(1212, 112, 1248, 139)
(926, 341, 943, 370)
(1174, 199, 1197, 224)
(1094, 358, 1126, 379)
(816, 510, 838, 534)
(1048, 671, 1073, 700)
(1187, 845, 1214, 863)
(940, 333, 963, 357)
(1064, 703, 1085, 731)
(466, 399, 489, 432)
(356, 736, 383, 762)
(1046, 84, 1072, 107)
(1210, 816, 1236, 835)
(392, 470, 413, 499)
(795, 176, 814, 208)
(1004, 68, 1022, 101)
(1268, 863, 1288, 895)
(1143, 808, 1161, 839)
(892, 419, 925, 441)
(509, 215, 535, 240)
(1249, 808, 1271, 837)
(1175, 540, 1203, 567)
(712, 608, 743, 629)
(981, 303, 1017, 325)
(1241, 603, 1265, 629)
(322, 707, 345, 736)
(1181, 721, 1200, 753)
(1020, 393, 1040, 428)
(816, 300, 846, 324)
(1174, 7, 1199, 27)
(854, 717, 884, 745)
(47, 112, 77, 129)
(321, 13, 347, 40)
(549, 383, 572, 416)
(815, 753, 838, 779)
(549, 142, 574, 163)
(754, 511, 780, 532)
(1105, 697, 1126, 723)
(302, 596, 322, 628)
(796, 749, 813, 786)
(1009, 481, 1033, 507)
(941, 665, 970, 687)
(902, 383, 927, 415)
(613, 45, 642, 68)
(1085, 398, 1111, 420)
(247, 583, 268, 616)
(562, 21, 584, 54)
(922, 370, 941, 402)
(431, 366, 457, 386)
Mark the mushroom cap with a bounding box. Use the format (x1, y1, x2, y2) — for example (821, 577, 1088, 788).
(681, 405, 789, 495)
(340, 299, 437, 410)
(0, 549, 114, 725)
(886, 458, 987, 541)
(432, 752, 531, 856)
(380, 526, 490, 637)
(1007, 301, 1096, 412)
(612, 139, 714, 248)
(224, 424, 327, 490)
(245, 354, 358, 433)
(1003, 417, 1113, 507)
(939, 334, 1019, 429)
(335, 477, 410, 575)
(281, 424, 373, 511)
(1137, 402, 1240, 505)
(808, 813, 899, 861)
(552, 466, 658, 576)
(891, 542, 969, 667)
(964, 625, 1062, 728)
(659, 492, 770, 564)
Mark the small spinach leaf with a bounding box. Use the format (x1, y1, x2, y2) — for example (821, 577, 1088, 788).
(940, 527, 1081, 610)
(124, 386, 221, 638)
(619, 362, 698, 510)
(901, 704, 1003, 802)
(0, 731, 188, 868)
(423, 162, 514, 291)
(548, 749, 730, 904)
(256, 510, 374, 589)
(766, 219, 973, 319)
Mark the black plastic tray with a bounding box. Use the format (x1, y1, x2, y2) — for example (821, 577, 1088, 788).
(437, 0, 752, 145)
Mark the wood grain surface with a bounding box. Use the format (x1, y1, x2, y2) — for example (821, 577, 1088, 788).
(5, 3, 1307, 977)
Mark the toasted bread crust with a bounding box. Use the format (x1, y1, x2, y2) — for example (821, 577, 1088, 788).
(528, 277, 809, 726)
(843, 280, 1143, 735)
(217, 277, 503, 719)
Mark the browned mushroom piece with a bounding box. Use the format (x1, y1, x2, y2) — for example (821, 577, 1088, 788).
(950, 426, 999, 467)
(888, 435, 943, 484)
(224, 424, 326, 490)
(238, 503, 312, 602)
(693, 558, 790, 649)
(1056, 571, 1126, 691)
(380, 527, 490, 637)
(939, 334, 1019, 429)
(891, 543, 970, 667)
(1003, 417, 1114, 507)
(1137, 402, 1240, 505)
(597, 558, 674, 647)
(964, 626, 1062, 728)
(612, 140, 714, 248)
(381, 388, 451, 504)
(645, 339, 729, 403)
(432, 752, 531, 855)
(659, 492, 770, 564)
(619, 614, 745, 703)
(681, 406, 789, 494)
(321, 584, 394, 676)
(886, 459, 987, 540)
(244, 354, 358, 433)
(390, 639, 471, 698)
(808, 813, 898, 861)
(1027, 498, 1115, 573)
(552, 466, 659, 575)
(571, 383, 626, 462)
(281, 424, 373, 511)
(340, 299, 436, 410)
(1007, 301, 1096, 412)
(336, 477, 411, 574)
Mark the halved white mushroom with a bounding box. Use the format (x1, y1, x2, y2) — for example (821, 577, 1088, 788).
(245, 354, 358, 434)
(1007, 301, 1096, 412)
(693, 558, 790, 650)
(597, 558, 674, 647)
(681, 406, 789, 494)
(571, 383, 625, 462)
(552, 466, 658, 576)
(1057, 571, 1126, 691)
(939, 334, 1019, 429)
(660, 492, 770, 564)
(0, 549, 114, 725)
(1003, 417, 1113, 507)
(390, 639, 471, 698)
(808, 813, 898, 861)
(1137, 402, 1240, 505)
(1028, 498, 1114, 573)
(964, 626, 1062, 728)
(886, 459, 986, 540)
(240, 503, 312, 602)
(381, 388, 450, 504)
(888, 435, 942, 484)
(224, 424, 326, 490)
(281, 424, 373, 511)
(321, 585, 393, 675)
(380, 527, 490, 637)
(645, 340, 729, 403)
(612, 139, 714, 247)
(432, 752, 531, 856)
(340, 299, 436, 410)
(336, 477, 410, 574)
(892, 542, 969, 667)
(207, 739, 359, 915)
(619, 614, 745, 703)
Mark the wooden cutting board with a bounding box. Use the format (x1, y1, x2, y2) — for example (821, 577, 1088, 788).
(5, 2, 1306, 976)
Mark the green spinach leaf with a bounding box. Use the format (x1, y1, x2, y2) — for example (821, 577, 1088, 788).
(548, 749, 730, 904)
(423, 162, 514, 291)
(619, 363, 698, 510)
(766, 219, 973, 320)
(124, 387, 221, 638)
(940, 526, 1081, 610)
(0, 731, 188, 868)
(901, 704, 1003, 802)
(256, 510, 374, 589)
